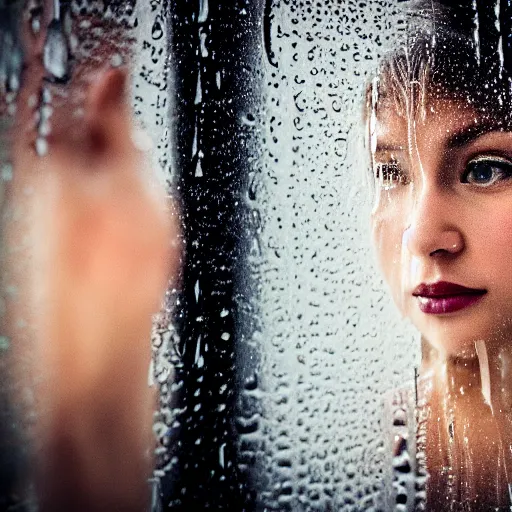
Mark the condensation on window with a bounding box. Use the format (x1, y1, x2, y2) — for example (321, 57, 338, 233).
(232, 2, 419, 510)
(10, 0, 509, 511)
(155, 1, 420, 511)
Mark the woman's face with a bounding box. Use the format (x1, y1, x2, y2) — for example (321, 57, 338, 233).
(371, 97, 512, 356)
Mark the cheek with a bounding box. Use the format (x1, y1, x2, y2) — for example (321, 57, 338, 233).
(371, 210, 407, 306)
(471, 207, 512, 287)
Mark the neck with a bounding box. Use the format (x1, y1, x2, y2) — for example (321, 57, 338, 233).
(419, 338, 512, 508)
(421, 336, 512, 414)
(474, 340, 512, 415)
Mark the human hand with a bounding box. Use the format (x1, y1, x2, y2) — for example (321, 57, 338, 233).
(4, 67, 177, 511)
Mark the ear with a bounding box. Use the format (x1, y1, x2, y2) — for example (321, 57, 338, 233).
(85, 67, 131, 157)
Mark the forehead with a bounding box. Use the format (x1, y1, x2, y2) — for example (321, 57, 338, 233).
(374, 97, 500, 150)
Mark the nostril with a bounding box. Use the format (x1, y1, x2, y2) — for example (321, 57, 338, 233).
(429, 231, 465, 257)
(404, 225, 464, 258)
(429, 247, 453, 258)
(429, 248, 446, 257)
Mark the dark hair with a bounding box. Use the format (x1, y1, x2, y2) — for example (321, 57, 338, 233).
(368, 1, 512, 125)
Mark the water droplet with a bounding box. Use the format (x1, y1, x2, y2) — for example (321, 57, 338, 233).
(32, 18, 41, 34)
(194, 72, 202, 105)
(0, 336, 10, 351)
(219, 443, 226, 468)
(8, 72, 20, 93)
(194, 335, 202, 365)
(200, 32, 208, 58)
(28, 94, 38, 109)
(1, 163, 13, 181)
(43, 19, 70, 82)
(42, 88, 52, 104)
(41, 105, 53, 120)
(39, 120, 51, 137)
(152, 19, 164, 41)
(35, 137, 48, 157)
(111, 53, 123, 68)
(241, 113, 256, 126)
(198, 0, 209, 23)
(244, 372, 258, 391)
(69, 34, 79, 53)
(195, 158, 203, 177)
(191, 125, 198, 157)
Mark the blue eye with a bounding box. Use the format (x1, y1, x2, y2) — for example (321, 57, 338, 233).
(462, 158, 512, 187)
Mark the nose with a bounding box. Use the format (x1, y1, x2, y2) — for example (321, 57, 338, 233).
(404, 187, 465, 258)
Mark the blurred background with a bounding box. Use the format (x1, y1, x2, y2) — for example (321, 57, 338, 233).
(0, 1, 419, 511)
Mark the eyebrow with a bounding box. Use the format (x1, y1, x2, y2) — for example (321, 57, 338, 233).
(446, 121, 510, 148)
(374, 143, 405, 152)
(374, 120, 512, 153)
(375, 142, 407, 153)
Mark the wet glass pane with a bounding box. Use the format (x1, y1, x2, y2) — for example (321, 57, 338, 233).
(158, 1, 417, 510)
(3, 1, 512, 511)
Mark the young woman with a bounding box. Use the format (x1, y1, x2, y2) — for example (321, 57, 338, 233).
(368, 1, 512, 510)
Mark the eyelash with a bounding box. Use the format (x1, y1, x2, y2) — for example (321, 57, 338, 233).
(461, 156, 512, 187)
(373, 156, 512, 189)
(374, 160, 408, 188)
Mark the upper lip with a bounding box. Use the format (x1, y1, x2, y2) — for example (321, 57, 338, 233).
(412, 281, 487, 298)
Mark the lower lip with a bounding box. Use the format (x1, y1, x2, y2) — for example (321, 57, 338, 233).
(416, 294, 485, 314)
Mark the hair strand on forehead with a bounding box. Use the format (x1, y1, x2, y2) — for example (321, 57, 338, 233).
(366, 0, 512, 137)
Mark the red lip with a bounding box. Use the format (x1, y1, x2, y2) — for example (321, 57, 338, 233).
(413, 281, 486, 298)
(412, 281, 487, 315)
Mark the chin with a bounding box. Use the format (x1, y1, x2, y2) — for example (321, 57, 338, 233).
(414, 318, 499, 359)
(425, 335, 479, 359)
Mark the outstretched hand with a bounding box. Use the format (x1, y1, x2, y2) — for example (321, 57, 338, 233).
(5, 67, 177, 511)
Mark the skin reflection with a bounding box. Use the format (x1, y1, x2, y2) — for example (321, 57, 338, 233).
(368, 1, 512, 509)
(1, 4, 177, 512)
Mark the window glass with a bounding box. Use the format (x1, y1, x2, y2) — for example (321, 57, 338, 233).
(4, 1, 512, 511)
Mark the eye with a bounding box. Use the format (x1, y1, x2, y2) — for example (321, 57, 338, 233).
(374, 160, 408, 190)
(461, 157, 512, 187)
